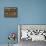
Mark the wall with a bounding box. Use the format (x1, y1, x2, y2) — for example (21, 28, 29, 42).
(0, 0, 46, 44)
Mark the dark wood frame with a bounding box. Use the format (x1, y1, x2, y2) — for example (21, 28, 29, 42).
(4, 7, 17, 17)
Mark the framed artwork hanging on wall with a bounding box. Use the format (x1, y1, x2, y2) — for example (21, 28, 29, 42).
(4, 7, 17, 17)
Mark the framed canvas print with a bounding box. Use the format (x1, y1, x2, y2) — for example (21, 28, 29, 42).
(4, 7, 17, 17)
(18, 24, 46, 41)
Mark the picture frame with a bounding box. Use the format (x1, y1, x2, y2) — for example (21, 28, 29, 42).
(4, 7, 17, 17)
(18, 24, 46, 41)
